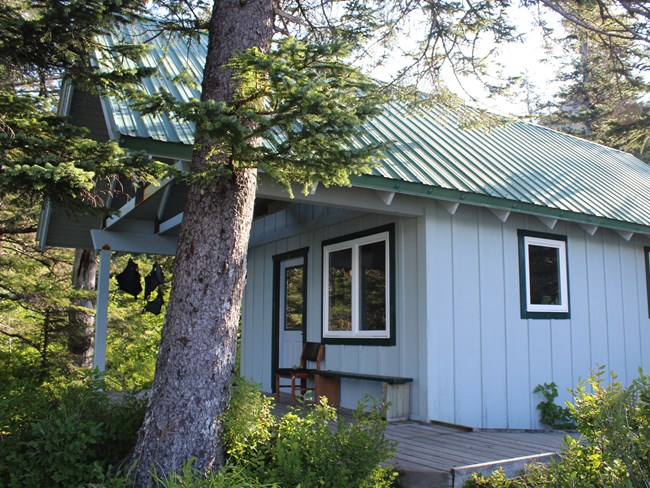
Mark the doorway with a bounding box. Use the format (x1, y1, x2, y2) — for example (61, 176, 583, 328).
(272, 248, 308, 389)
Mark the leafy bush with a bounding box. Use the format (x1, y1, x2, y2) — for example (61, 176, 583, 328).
(464, 468, 515, 487)
(149, 459, 276, 487)
(222, 376, 276, 474)
(466, 368, 650, 487)
(223, 378, 398, 487)
(0, 371, 146, 487)
(533, 382, 576, 430)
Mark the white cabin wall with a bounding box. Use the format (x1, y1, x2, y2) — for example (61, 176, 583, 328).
(425, 200, 650, 429)
(241, 205, 426, 419)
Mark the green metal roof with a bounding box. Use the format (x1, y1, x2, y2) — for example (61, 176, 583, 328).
(99, 20, 650, 233)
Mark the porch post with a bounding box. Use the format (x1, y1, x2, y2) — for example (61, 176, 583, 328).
(93, 248, 111, 371)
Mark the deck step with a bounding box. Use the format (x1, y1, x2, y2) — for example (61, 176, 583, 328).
(451, 452, 559, 487)
(397, 452, 559, 488)
(397, 468, 451, 488)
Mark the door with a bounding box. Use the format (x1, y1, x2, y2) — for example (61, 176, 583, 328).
(278, 256, 306, 368)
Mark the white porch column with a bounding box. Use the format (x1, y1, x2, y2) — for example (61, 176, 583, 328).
(93, 248, 111, 371)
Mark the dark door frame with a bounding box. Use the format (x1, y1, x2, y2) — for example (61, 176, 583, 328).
(271, 247, 309, 391)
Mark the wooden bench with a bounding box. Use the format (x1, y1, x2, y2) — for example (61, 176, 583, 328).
(313, 370, 413, 421)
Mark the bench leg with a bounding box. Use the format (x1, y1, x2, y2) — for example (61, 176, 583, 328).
(382, 383, 410, 421)
(315, 375, 340, 406)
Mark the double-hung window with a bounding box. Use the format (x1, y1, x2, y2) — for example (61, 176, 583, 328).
(518, 230, 570, 319)
(322, 225, 395, 345)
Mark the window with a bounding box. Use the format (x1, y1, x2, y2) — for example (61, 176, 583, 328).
(283, 264, 304, 330)
(322, 225, 395, 345)
(518, 230, 570, 319)
(645, 247, 650, 318)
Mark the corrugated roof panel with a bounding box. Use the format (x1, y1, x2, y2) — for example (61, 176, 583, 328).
(97, 20, 650, 230)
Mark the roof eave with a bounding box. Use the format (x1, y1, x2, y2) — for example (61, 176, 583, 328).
(351, 174, 650, 236)
(117, 135, 650, 237)
(119, 134, 192, 160)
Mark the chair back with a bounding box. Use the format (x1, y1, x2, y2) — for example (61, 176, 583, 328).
(300, 342, 324, 370)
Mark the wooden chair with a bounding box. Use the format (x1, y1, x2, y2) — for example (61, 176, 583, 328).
(275, 342, 324, 404)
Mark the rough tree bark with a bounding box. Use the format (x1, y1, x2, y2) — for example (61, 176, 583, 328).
(130, 0, 274, 483)
(68, 248, 97, 368)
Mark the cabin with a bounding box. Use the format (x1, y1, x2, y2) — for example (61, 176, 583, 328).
(38, 22, 650, 429)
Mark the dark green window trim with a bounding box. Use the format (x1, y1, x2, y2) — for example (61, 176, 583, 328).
(321, 224, 396, 346)
(645, 247, 650, 319)
(518, 229, 570, 320)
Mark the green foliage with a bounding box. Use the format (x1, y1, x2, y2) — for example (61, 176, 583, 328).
(537, 0, 650, 163)
(533, 382, 576, 430)
(149, 459, 276, 487)
(0, 90, 165, 214)
(467, 369, 650, 487)
(130, 36, 388, 196)
(222, 377, 276, 474)
(0, 0, 166, 216)
(563, 368, 650, 486)
(0, 0, 153, 93)
(222, 378, 397, 487)
(104, 254, 169, 391)
(0, 198, 83, 380)
(0, 371, 146, 487)
(0, 197, 164, 387)
(464, 468, 515, 487)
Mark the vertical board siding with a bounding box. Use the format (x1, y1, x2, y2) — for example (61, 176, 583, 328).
(241, 204, 423, 418)
(68, 91, 111, 142)
(478, 212, 508, 427)
(426, 203, 650, 429)
(451, 208, 482, 426)
(639, 247, 650, 368)
(585, 233, 611, 376)
(567, 228, 593, 391)
(428, 204, 456, 423)
(503, 214, 530, 428)
(621, 247, 642, 384)
(242, 199, 650, 429)
(604, 233, 627, 378)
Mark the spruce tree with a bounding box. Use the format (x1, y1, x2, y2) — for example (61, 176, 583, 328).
(539, 0, 649, 162)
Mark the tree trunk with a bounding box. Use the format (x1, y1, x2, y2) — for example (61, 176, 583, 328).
(579, 37, 595, 136)
(68, 248, 97, 368)
(130, 0, 274, 483)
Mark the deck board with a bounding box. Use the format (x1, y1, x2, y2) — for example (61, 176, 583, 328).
(272, 397, 570, 487)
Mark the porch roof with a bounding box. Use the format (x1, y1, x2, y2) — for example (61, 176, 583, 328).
(33, 20, 636, 253)
(77, 21, 650, 238)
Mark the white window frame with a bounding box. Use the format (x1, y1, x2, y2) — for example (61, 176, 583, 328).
(523, 235, 569, 314)
(322, 231, 390, 339)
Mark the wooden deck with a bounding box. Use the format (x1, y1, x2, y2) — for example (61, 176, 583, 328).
(273, 397, 571, 488)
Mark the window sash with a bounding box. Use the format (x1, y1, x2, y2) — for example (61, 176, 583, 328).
(323, 232, 390, 339)
(283, 264, 304, 331)
(524, 236, 568, 313)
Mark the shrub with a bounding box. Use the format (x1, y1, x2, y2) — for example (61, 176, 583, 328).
(0, 371, 146, 487)
(222, 376, 276, 474)
(223, 378, 398, 487)
(466, 368, 650, 487)
(152, 459, 277, 487)
(533, 382, 575, 430)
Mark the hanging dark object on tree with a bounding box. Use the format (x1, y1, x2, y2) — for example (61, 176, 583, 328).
(144, 290, 164, 315)
(144, 262, 165, 300)
(115, 258, 142, 298)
